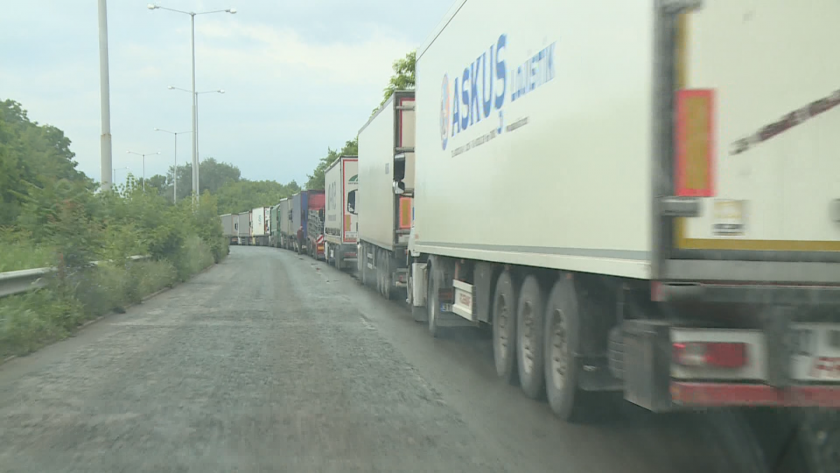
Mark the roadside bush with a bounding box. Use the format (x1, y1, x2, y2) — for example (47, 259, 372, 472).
(0, 286, 84, 358)
(0, 181, 226, 360)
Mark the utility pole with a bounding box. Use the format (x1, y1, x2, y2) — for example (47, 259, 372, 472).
(98, 0, 113, 191)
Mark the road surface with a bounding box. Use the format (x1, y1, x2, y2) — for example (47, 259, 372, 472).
(0, 247, 806, 472)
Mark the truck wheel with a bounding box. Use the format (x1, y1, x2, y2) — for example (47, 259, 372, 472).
(335, 248, 343, 271)
(493, 271, 518, 384)
(427, 259, 443, 337)
(517, 275, 546, 399)
(382, 256, 392, 300)
(375, 250, 384, 294)
(408, 268, 427, 323)
(544, 275, 589, 422)
(360, 244, 369, 286)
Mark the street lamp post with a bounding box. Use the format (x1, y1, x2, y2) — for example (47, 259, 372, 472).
(113, 167, 129, 187)
(126, 151, 160, 191)
(168, 87, 224, 193)
(154, 128, 192, 202)
(147, 3, 236, 204)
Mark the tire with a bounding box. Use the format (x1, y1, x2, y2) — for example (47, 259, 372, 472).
(360, 244, 369, 286)
(409, 266, 427, 323)
(492, 271, 518, 384)
(382, 254, 392, 300)
(517, 275, 546, 399)
(335, 247, 343, 271)
(543, 275, 590, 422)
(427, 258, 442, 337)
(375, 250, 384, 294)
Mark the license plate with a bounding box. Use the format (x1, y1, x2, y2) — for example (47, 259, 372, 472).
(791, 324, 840, 381)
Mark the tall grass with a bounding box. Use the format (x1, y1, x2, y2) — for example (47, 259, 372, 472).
(0, 186, 226, 359)
(0, 242, 55, 272)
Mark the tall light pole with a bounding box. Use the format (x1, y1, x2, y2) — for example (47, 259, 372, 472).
(98, 0, 113, 191)
(147, 4, 236, 204)
(154, 128, 192, 202)
(126, 151, 160, 191)
(168, 87, 224, 187)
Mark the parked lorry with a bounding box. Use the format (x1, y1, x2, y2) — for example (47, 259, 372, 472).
(324, 155, 359, 270)
(237, 211, 251, 245)
(349, 0, 840, 423)
(220, 214, 238, 245)
(269, 204, 281, 248)
(290, 191, 325, 255)
(357, 91, 415, 298)
(307, 191, 327, 260)
(278, 198, 293, 249)
(251, 207, 270, 246)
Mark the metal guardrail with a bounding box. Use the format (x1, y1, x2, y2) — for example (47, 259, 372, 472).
(0, 255, 149, 299)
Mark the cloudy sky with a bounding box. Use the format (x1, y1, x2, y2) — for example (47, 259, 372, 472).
(0, 0, 452, 186)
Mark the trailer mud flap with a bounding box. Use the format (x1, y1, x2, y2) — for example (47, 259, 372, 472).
(622, 320, 673, 412)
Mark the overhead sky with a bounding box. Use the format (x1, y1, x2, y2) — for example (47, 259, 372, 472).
(0, 0, 453, 186)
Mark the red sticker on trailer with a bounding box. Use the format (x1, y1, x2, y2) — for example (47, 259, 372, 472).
(676, 89, 715, 197)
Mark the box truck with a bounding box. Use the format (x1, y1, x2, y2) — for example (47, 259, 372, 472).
(220, 214, 237, 245)
(237, 211, 251, 246)
(391, 0, 840, 421)
(290, 191, 325, 255)
(269, 204, 281, 248)
(357, 90, 415, 298)
(307, 192, 326, 260)
(324, 155, 359, 270)
(278, 198, 293, 250)
(251, 207, 270, 246)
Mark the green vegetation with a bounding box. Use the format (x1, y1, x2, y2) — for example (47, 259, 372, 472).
(0, 99, 228, 359)
(305, 51, 415, 191)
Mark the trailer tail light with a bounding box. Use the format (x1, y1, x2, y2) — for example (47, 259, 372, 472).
(398, 197, 412, 230)
(675, 89, 715, 197)
(673, 342, 746, 368)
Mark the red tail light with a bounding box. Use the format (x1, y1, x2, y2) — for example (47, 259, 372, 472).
(673, 342, 746, 368)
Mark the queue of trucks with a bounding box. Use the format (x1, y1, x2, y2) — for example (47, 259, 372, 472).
(221, 0, 840, 428)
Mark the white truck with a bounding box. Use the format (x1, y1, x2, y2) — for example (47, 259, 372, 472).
(219, 214, 236, 245)
(237, 211, 250, 245)
(251, 207, 270, 246)
(357, 91, 416, 298)
(277, 198, 292, 249)
(324, 155, 359, 270)
(397, 0, 840, 422)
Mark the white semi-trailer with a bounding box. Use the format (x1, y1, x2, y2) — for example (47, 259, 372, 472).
(324, 155, 359, 270)
(278, 198, 292, 249)
(251, 207, 270, 247)
(398, 0, 840, 422)
(237, 211, 250, 246)
(357, 91, 416, 298)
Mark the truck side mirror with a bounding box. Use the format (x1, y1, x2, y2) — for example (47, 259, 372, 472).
(347, 190, 357, 215)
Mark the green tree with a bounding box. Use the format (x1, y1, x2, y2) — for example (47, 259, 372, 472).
(215, 179, 300, 214)
(166, 157, 242, 201)
(375, 51, 416, 114)
(305, 138, 358, 190)
(0, 99, 91, 222)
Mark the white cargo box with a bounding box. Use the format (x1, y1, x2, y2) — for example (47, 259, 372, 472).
(412, 0, 840, 284)
(279, 198, 291, 236)
(358, 91, 415, 252)
(252, 207, 267, 237)
(325, 156, 359, 246)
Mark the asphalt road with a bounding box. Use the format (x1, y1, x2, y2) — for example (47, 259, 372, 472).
(0, 247, 808, 472)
